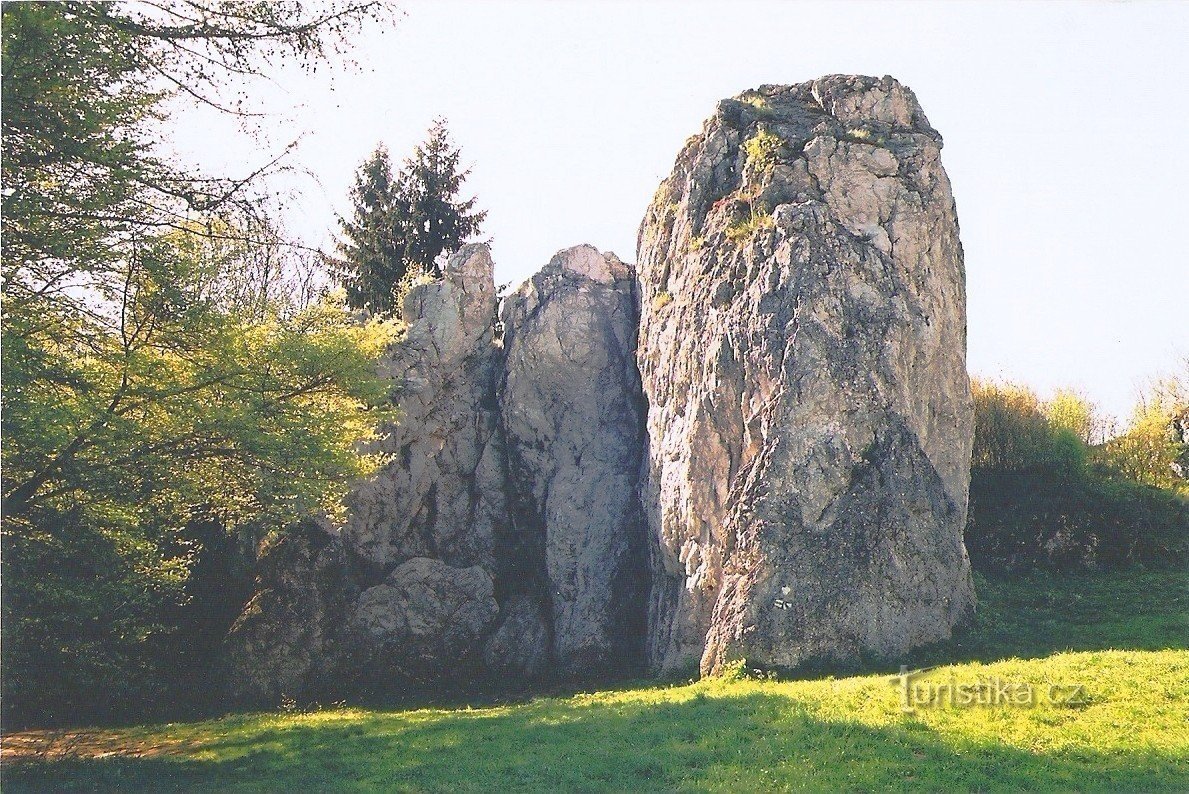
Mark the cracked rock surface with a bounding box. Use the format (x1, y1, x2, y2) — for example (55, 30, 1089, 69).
(500, 245, 648, 677)
(636, 74, 975, 676)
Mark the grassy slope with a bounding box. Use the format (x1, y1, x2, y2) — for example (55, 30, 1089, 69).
(4, 569, 1187, 792)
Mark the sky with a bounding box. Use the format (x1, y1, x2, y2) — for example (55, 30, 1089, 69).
(170, 0, 1189, 423)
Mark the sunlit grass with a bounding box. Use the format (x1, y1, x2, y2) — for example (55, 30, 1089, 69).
(5, 568, 1187, 792)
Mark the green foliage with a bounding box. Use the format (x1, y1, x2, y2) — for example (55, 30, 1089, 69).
(6, 569, 1187, 791)
(972, 380, 1065, 471)
(651, 290, 673, 310)
(743, 128, 782, 174)
(1, 1, 392, 726)
(725, 207, 775, 243)
(738, 91, 775, 119)
(334, 146, 408, 314)
(1097, 369, 1188, 494)
(1045, 388, 1099, 443)
(336, 120, 486, 314)
(969, 378, 1188, 572)
(402, 119, 488, 276)
(2, 224, 400, 725)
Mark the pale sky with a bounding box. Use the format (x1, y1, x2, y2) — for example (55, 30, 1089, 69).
(171, 0, 1188, 423)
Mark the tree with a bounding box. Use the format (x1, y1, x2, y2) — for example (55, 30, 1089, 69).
(401, 118, 487, 277)
(335, 145, 409, 314)
(336, 119, 486, 312)
(1, 1, 395, 725)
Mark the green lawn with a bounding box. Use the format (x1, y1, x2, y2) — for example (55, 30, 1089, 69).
(4, 569, 1187, 792)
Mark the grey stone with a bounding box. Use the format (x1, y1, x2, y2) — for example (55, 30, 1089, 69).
(482, 594, 551, 680)
(341, 244, 507, 576)
(223, 521, 354, 704)
(636, 75, 976, 676)
(349, 557, 499, 681)
(500, 245, 647, 677)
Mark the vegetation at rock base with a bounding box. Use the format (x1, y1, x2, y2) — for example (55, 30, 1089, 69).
(4, 568, 1185, 792)
(966, 375, 1188, 573)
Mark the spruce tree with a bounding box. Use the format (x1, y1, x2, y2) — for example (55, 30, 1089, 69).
(336, 145, 410, 314)
(336, 120, 486, 312)
(402, 118, 487, 277)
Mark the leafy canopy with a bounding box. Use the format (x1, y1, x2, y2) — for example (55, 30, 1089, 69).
(1, 1, 395, 725)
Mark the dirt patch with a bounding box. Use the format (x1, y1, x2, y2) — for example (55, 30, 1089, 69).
(2, 729, 197, 762)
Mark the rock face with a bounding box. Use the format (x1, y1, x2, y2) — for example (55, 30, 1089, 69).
(227, 74, 976, 700)
(224, 520, 356, 703)
(500, 245, 647, 677)
(348, 557, 499, 682)
(636, 75, 975, 675)
(227, 246, 512, 701)
(341, 245, 507, 576)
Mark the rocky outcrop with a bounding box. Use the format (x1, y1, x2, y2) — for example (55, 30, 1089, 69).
(341, 244, 507, 576)
(348, 557, 499, 682)
(223, 520, 356, 704)
(636, 75, 975, 675)
(227, 246, 510, 700)
(228, 74, 976, 700)
(500, 245, 647, 677)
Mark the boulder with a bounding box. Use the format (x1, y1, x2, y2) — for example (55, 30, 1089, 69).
(500, 245, 648, 677)
(636, 75, 976, 675)
(482, 594, 551, 681)
(348, 557, 499, 681)
(223, 521, 354, 704)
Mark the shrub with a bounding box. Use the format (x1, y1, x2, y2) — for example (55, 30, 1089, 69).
(967, 378, 1187, 573)
(1096, 370, 1188, 494)
(971, 380, 1075, 472)
(743, 129, 782, 174)
(725, 208, 775, 244)
(966, 470, 1188, 573)
(1045, 388, 1100, 444)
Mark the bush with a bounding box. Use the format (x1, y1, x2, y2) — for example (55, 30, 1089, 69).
(966, 470, 1188, 573)
(971, 380, 1091, 473)
(967, 378, 1187, 573)
(1096, 370, 1187, 495)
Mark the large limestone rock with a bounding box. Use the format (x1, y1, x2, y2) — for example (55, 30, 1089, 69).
(341, 244, 508, 576)
(500, 245, 648, 676)
(636, 75, 975, 675)
(223, 521, 356, 704)
(227, 74, 978, 698)
(227, 246, 512, 700)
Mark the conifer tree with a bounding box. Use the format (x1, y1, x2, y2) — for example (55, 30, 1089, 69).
(337, 119, 486, 312)
(336, 145, 409, 314)
(402, 118, 487, 277)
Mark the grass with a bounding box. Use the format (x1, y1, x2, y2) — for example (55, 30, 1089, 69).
(4, 568, 1187, 792)
(725, 207, 774, 243)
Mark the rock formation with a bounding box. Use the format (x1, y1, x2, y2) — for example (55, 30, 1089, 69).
(500, 245, 647, 677)
(227, 74, 975, 701)
(341, 244, 507, 577)
(636, 74, 975, 676)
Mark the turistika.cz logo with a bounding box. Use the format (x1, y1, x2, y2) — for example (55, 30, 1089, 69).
(892, 666, 1089, 713)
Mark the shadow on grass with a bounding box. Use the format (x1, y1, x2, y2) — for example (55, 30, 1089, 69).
(5, 689, 1184, 792)
(780, 567, 1189, 683)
